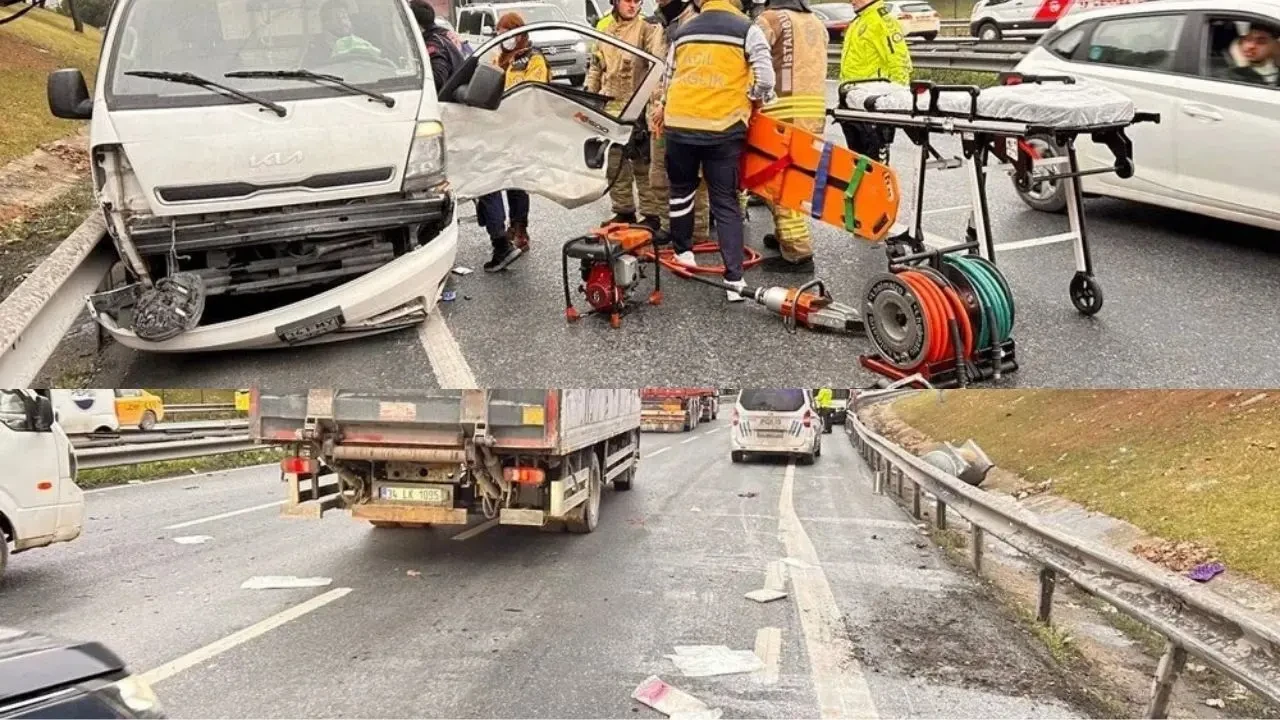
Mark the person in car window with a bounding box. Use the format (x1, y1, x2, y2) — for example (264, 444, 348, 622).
(1229, 24, 1279, 86)
(320, 0, 382, 59)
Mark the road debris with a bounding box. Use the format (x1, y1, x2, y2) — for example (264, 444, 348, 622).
(1205, 698, 1226, 708)
(172, 535, 213, 545)
(1187, 562, 1225, 583)
(442, 291, 458, 302)
(665, 645, 765, 677)
(744, 588, 787, 603)
(632, 676, 723, 719)
(241, 576, 333, 590)
(407, 570, 422, 577)
(737, 491, 758, 499)
(452, 266, 473, 276)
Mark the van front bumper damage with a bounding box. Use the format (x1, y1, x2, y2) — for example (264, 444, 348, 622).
(88, 199, 460, 352)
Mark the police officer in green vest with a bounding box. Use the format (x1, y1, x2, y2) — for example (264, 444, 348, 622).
(815, 387, 834, 433)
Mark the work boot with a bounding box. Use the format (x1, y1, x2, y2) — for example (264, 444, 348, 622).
(725, 279, 747, 303)
(638, 215, 662, 236)
(761, 233, 781, 251)
(483, 240, 524, 272)
(762, 255, 815, 275)
(601, 211, 638, 227)
(508, 222, 530, 251)
(672, 250, 698, 269)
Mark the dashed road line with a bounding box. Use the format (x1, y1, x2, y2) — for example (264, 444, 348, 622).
(754, 626, 783, 685)
(779, 462, 879, 719)
(645, 446, 671, 459)
(163, 501, 284, 531)
(140, 588, 352, 685)
(680, 435, 701, 444)
(452, 518, 499, 541)
(418, 312, 477, 389)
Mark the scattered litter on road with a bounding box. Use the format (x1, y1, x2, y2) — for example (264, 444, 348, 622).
(172, 535, 212, 545)
(1205, 698, 1226, 708)
(690, 507, 702, 513)
(1188, 562, 1226, 583)
(632, 675, 722, 719)
(737, 491, 758, 499)
(665, 645, 764, 677)
(241, 576, 333, 590)
(744, 588, 787, 603)
(407, 570, 421, 577)
(452, 266, 474, 276)
(442, 291, 458, 302)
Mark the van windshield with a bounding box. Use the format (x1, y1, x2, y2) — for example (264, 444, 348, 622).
(739, 390, 806, 413)
(105, 0, 424, 111)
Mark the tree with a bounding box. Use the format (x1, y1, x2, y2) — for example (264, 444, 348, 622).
(66, 0, 82, 31)
(56, 0, 109, 28)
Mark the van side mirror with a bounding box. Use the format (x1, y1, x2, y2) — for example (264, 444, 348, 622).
(461, 63, 505, 110)
(49, 68, 93, 120)
(34, 396, 55, 431)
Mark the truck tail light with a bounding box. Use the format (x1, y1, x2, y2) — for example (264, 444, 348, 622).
(281, 456, 315, 475)
(504, 466, 546, 485)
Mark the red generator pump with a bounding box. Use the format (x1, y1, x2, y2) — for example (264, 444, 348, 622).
(561, 224, 663, 329)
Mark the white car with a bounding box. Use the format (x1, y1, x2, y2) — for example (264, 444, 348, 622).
(887, 0, 941, 41)
(730, 389, 823, 466)
(457, 2, 591, 86)
(970, 0, 1149, 41)
(1013, 0, 1280, 232)
(1, 390, 84, 583)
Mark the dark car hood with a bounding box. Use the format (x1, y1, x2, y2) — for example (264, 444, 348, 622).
(0, 627, 126, 705)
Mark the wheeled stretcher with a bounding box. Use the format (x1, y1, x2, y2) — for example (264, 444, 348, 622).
(830, 73, 1160, 315)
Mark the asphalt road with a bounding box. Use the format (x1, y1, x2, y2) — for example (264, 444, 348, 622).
(3, 419, 1090, 719)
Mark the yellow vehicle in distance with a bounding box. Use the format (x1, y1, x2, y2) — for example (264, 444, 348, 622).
(113, 389, 166, 431)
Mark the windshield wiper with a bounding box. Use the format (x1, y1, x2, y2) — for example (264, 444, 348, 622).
(125, 70, 287, 117)
(225, 69, 395, 108)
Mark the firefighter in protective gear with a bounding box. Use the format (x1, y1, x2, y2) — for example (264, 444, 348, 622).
(753, 0, 827, 274)
(588, 0, 666, 231)
(645, 0, 711, 242)
(655, 0, 775, 302)
(839, 0, 911, 164)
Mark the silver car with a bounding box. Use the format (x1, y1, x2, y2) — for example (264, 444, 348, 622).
(457, 2, 591, 86)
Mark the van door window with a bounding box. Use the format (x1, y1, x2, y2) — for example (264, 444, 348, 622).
(0, 391, 32, 432)
(1083, 13, 1185, 71)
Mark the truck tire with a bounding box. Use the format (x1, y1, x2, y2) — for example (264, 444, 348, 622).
(565, 452, 602, 534)
(140, 410, 157, 431)
(614, 431, 638, 491)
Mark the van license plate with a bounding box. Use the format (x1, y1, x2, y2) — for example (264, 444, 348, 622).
(380, 486, 446, 504)
(758, 417, 781, 427)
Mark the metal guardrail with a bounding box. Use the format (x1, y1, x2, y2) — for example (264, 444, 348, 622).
(846, 392, 1280, 718)
(826, 44, 1025, 72)
(74, 434, 259, 469)
(165, 402, 237, 413)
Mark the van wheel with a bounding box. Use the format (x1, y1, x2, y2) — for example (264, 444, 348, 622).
(139, 410, 158, 431)
(976, 21, 1001, 41)
(565, 452, 602, 534)
(799, 453, 816, 466)
(614, 432, 638, 491)
(732, 451, 746, 463)
(1016, 134, 1068, 213)
(922, 31, 937, 41)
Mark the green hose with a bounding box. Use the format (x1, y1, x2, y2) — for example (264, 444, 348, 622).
(943, 255, 1015, 347)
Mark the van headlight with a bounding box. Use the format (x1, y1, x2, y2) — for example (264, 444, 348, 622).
(574, 41, 587, 54)
(97, 675, 165, 718)
(404, 120, 446, 192)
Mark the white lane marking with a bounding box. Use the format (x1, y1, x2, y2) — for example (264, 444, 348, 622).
(993, 232, 1075, 251)
(140, 587, 352, 685)
(765, 560, 786, 592)
(418, 312, 477, 389)
(922, 205, 970, 216)
(452, 518, 499, 541)
(921, 230, 953, 250)
(163, 501, 285, 531)
(779, 463, 879, 719)
(754, 626, 783, 685)
(83, 464, 279, 494)
(702, 427, 723, 435)
(680, 435, 700, 444)
(645, 446, 671, 459)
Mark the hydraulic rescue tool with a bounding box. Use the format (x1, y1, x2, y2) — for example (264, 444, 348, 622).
(679, 274, 862, 334)
(562, 223, 662, 329)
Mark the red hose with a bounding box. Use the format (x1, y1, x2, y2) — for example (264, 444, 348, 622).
(898, 271, 955, 366)
(637, 241, 763, 277)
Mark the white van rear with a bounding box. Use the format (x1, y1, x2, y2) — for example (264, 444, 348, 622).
(730, 389, 823, 465)
(0, 391, 84, 583)
(48, 390, 120, 435)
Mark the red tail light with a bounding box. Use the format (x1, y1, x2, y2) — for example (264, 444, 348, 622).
(504, 466, 547, 485)
(281, 456, 316, 475)
(732, 409, 740, 425)
(803, 411, 813, 428)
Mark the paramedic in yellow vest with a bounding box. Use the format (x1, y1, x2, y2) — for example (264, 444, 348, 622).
(839, 0, 912, 164)
(588, 0, 666, 231)
(653, 0, 775, 302)
(645, 0, 711, 243)
(815, 386, 834, 433)
(753, 0, 827, 275)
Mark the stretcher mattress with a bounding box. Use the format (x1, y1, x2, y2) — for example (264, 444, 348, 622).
(840, 80, 1137, 128)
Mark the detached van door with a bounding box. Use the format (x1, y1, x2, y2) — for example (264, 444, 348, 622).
(0, 392, 65, 549)
(439, 22, 663, 207)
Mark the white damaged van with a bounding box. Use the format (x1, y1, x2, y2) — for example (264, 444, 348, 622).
(48, 0, 662, 352)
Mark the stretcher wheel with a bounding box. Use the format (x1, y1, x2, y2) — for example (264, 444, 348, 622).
(1069, 272, 1103, 316)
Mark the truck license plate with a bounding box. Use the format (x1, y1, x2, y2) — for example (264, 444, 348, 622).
(380, 486, 446, 504)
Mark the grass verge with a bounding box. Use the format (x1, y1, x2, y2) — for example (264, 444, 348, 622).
(0, 178, 96, 301)
(77, 449, 285, 489)
(0, 6, 102, 164)
(893, 389, 1280, 589)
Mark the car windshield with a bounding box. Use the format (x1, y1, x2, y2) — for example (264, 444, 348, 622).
(505, 4, 571, 23)
(105, 0, 423, 111)
(739, 389, 806, 413)
(900, 2, 933, 11)
(832, 389, 851, 400)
